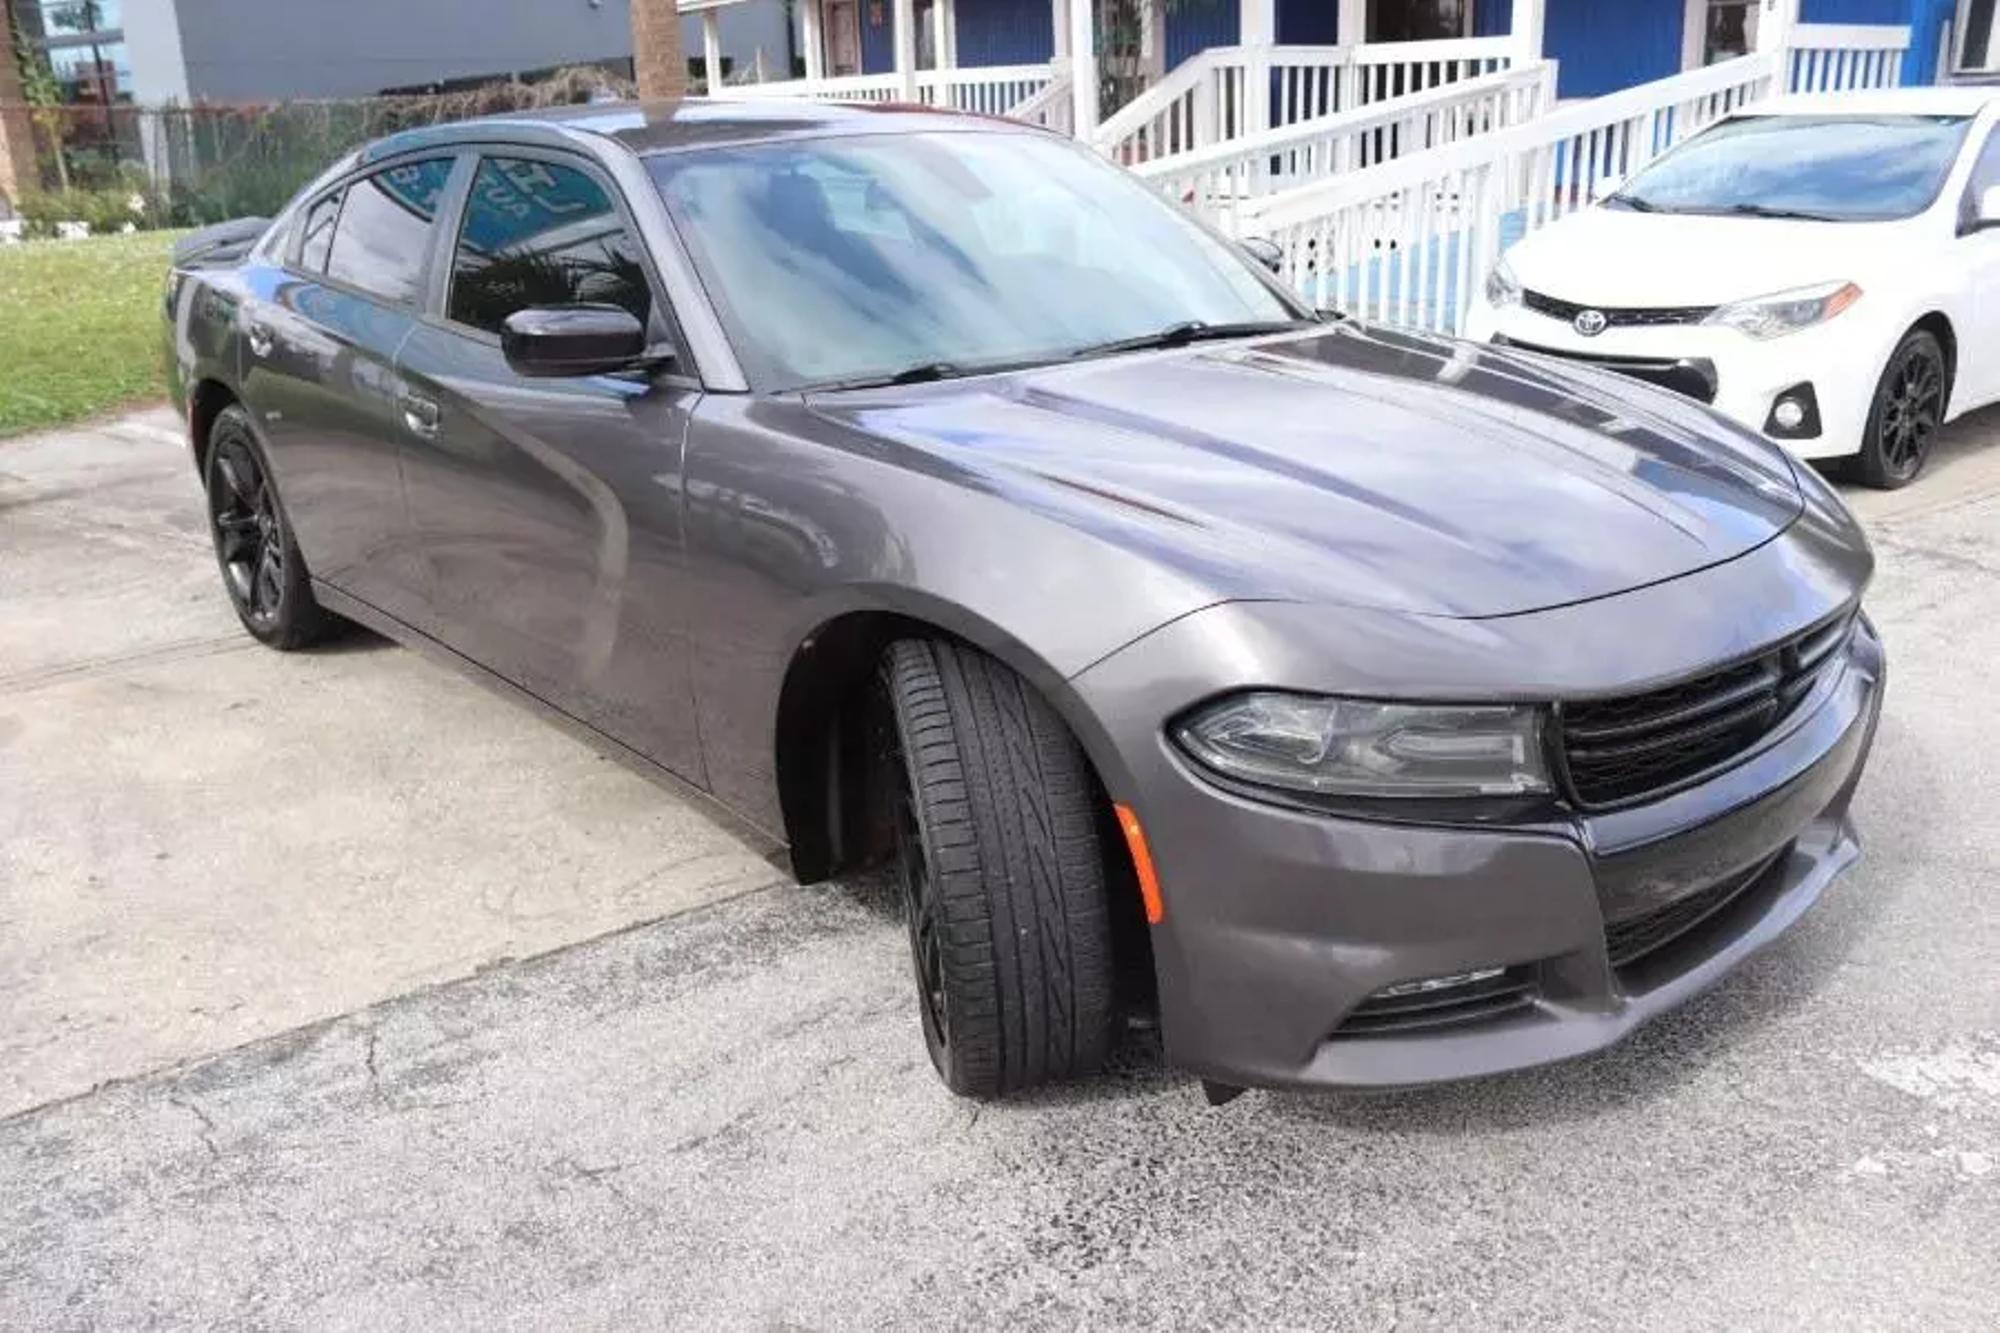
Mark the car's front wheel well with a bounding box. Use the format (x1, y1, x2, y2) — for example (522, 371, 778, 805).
(188, 378, 240, 478)
(1911, 312, 1956, 400)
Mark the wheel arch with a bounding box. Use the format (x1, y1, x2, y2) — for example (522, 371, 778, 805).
(770, 590, 1133, 885)
(187, 377, 242, 478)
(1909, 311, 1957, 406)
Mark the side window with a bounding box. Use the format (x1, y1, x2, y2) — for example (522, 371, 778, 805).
(448, 156, 655, 336)
(1961, 127, 2000, 229)
(298, 191, 341, 272)
(324, 157, 455, 305)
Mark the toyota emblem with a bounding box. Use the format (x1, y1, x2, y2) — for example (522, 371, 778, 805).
(1574, 308, 1609, 337)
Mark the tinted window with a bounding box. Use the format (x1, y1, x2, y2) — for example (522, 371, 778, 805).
(646, 131, 1295, 390)
(298, 191, 340, 272)
(324, 157, 455, 304)
(1612, 115, 1972, 222)
(449, 156, 654, 336)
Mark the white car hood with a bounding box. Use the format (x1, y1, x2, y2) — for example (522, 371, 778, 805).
(1505, 206, 1911, 308)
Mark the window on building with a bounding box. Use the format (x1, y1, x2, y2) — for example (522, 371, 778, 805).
(323, 158, 455, 306)
(447, 156, 655, 337)
(16, 0, 130, 103)
(1369, 1, 1469, 42)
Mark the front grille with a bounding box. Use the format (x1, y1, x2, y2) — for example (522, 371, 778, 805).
(1556, 612, 1856, 808)
(1332, 966, 1537, 1038)
(1523, 288, 1716, 328)
(1491, 335, 1717, 403)
(1606, 847, 1790, 970)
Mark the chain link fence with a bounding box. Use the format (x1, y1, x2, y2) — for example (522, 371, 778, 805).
(4, 65, 636, 232)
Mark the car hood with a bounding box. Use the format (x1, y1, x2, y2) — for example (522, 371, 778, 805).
(1504, 205, 1905, 307)
(804, 322, 1804, 619)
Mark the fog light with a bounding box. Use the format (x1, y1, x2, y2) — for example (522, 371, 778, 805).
(1762, 382, 1822, 439)
(1374, 966, 1506, 999)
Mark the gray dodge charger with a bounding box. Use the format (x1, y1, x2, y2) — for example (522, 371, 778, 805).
(164, 100, 1884, 1102)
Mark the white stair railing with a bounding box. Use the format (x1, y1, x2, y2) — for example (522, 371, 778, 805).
(1094, 37, 1518, 165)
(1233, 53, 1790, 333)
(1134, 66, 1552, 231)
(1006, 72, 1075, 136)
(1785, 22, 1908, 91)
(922, 64, 1058, 116)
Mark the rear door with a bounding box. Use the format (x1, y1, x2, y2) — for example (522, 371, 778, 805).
(237, 153, 462, 625)
(1953, 120, 2000, 410)
(394, 148, 707, 783)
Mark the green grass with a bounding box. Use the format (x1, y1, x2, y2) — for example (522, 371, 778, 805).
(0, 229, 189, 438)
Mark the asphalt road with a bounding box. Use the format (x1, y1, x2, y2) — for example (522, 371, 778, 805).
(3, 410, 1999, 1330)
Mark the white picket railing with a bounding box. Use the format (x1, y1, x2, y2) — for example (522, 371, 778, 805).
(1234, 53, 1793, 333)
(1784, 23, 1908, 91)
(1094, 37, 1519, 165)
(707, 63, 1055, 117)
(1007, 72, 1075, 136)
(1133, 65, 1553, 232)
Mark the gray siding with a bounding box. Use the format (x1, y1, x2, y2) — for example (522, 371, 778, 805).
(170, 0, 635, 101)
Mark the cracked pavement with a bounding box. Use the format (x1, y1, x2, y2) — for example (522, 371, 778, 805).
(3, 409, 1999, 1329)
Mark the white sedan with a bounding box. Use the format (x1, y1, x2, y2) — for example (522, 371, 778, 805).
(1466, 89, 2000, 488)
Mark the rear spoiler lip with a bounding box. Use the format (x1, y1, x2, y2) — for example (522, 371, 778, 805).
(169, 216, 273, 269)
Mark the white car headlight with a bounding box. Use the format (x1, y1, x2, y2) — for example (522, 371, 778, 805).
(1485, 255, 1522, 309)
(1703, 280, 1861, 340)
(1173, 692, 1550, 798)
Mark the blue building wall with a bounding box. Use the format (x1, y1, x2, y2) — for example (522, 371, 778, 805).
(1474, 0, 1514, 38)
(1544, 0, 1683, 96)
(1168, 0, 1240, 69)
(956, 0, 1055, 64)
(862, 0, 895, 73)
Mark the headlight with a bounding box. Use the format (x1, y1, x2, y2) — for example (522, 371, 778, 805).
(1173, 692, 1550, 798)
(1703, 280, 1861, 340)
(1485, 255, 1522, 309)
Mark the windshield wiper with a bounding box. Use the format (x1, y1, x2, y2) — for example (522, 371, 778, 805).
(1712, 202, 1841, 222)
(1603, 192, 1660, 213)
(803, 360, 981, 392)
(1069, 319, 1316, 360)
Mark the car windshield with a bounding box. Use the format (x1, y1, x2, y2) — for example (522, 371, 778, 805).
(646, 130, 1303, 390)
(1608, 114, 1972, 222)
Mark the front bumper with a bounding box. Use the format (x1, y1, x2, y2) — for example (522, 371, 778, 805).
(1464, 296, 1882, 461)
(1074, 603, 1884, 1093)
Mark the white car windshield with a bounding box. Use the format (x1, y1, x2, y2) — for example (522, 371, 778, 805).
(647, 130, 1305, 390)
(1607, 114, 1972, 222)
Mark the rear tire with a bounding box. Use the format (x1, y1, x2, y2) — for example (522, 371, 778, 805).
(1856, 328, 1946, 489)
(878, 638, 1117, 1098)
(203, 404, 334, 650)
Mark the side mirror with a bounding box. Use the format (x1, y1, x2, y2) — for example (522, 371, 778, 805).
(1980, 185, 2000, 229)
(1239, 235, 1285, 275)
(501, 304, 651, 377)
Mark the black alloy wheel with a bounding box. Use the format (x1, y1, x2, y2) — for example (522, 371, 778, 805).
(203, 405, 332, 648)
(1859, 330, 1946, 489)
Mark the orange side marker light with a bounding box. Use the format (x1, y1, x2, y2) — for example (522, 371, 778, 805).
(1114, 803, 1165, 925)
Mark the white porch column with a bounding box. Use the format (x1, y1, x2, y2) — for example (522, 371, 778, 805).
(1241, 0, 1274, 135)
(800, 0, 825, 79)
(940, 0, 959, 69)
(1051, 0, 1070, 58)
(1069, 0, 1098, 140)
(1755, 0, 1800, 54)
(702, 9, 724, 91)
(893, 0, 919, 98)
(1336, 0, 1365, 42)
(1138, 0, 1165, 82)
(1509, 0, 1546, 67)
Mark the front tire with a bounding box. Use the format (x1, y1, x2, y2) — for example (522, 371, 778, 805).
(879, 638, 1118, 1098)
(203, 404, 333, 649)
(1856, 328, 1946, 489)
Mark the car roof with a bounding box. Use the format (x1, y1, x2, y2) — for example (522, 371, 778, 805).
(355, 96, 1029, 166)
(1752, 87, 2000, 118)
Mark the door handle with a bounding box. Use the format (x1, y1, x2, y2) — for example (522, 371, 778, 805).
(246, 322, 275, 359)
(399, 393, 441, 439)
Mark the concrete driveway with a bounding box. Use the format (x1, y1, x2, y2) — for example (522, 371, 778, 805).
(3, 408, 1998, 1329)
